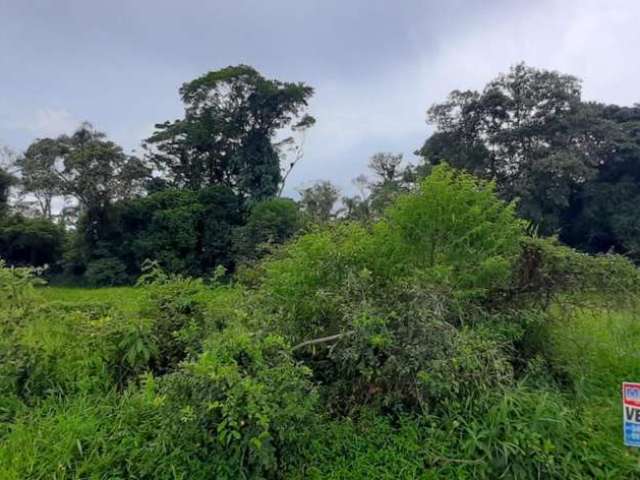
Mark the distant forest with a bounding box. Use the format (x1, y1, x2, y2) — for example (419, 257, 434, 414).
(2, 63, 639, 284)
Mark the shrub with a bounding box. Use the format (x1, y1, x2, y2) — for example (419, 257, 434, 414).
(375, 164, 526, 298)
(254, 165, 528, 413)
(259, 165, 527, 338)
(233, 197, 303, 263)
(0, 214, 65, 268)
(257, 222, 373, 340)
(512, 236, 640, 308)
(134, 327, 317, 478)
(85, 257, 129, 286)
(137, 268, 210, 374)
(0, 259, 44, 311)
(137, 263, 249, 375)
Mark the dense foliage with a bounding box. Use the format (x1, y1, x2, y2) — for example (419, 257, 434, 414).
(145, 65, 314, 199)
(71, 186, 244, 283)
(2, 165, 639, 478)
(418, 63, 640, 260)
(1, 65, 315, 284)
(3, 63, 640, 284)
(0, 214, 65, 268)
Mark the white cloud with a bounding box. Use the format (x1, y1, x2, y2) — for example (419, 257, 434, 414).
(416, 0, 640, 106)
(9, 108, 80, 139)
(287, 0, 640, 195)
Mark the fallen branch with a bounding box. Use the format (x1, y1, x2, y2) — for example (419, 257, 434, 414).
(292, 331, 355, 351)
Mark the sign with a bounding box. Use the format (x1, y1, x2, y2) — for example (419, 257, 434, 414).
(623, 382, 640, 447)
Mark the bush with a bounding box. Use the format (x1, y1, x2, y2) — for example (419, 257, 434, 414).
(233, 197, 303, 263)
(257, 222, 373, 341)
(135, 262, 251, 375)
(140, 272, 210, 374)
(376, 164, 526, 297)
(133, 327, 317, 478)
(253, 165, 529, 413)
(0, 259, 43, 310)
(0, 326, 318, 480)
(0, 214, 65, 268)
(85, 257, 129, 286)
(259, 165, 527, 338)
(118, 186, 244, 276)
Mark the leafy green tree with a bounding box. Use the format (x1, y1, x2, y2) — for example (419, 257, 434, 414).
(366, 152, 416, 214)
(52, 124, 150, 214)
(233, 197, 303, 263)
(341, 194, 371, 222)
(418, 63, 606, 234)
(15, 138, 67, 219)
(419, 65, 640, 258)
(17, 124, 150, 238)
(145, 65, 314, 200)
(298, 180, 340, 224)
(0, 214, 65, 267)
(340, 153, 415, 222)
(563, 103, 640, 258)
(117, 186, 243, 277)
(25, 124, 152, 277)
(83, 257, 129, 286)
(258, 165, 527, 413)
(341, 174, 371, 222)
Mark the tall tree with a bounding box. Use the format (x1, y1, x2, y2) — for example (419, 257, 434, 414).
(418, 63, 607, 234)
(298, 181, 340, 224)
(341, 153, 415, 221)
(145, 65, 314, 199)
(18, 124, 150, 221)
(564, 103, 640, 258)
(56, 124, 150, 213)
(367, 152, 415, 214)
(16, 138, 66, 219)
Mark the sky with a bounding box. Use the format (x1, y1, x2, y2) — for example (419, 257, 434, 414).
(1, 0, 639, 196)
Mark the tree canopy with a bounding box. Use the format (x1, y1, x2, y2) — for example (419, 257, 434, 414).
(418, 63, 640, 259)
(4, 62, 640, 283)
(145, 65, 315, 200)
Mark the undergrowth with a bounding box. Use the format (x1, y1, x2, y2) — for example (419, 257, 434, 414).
(1, 166, 640, 479)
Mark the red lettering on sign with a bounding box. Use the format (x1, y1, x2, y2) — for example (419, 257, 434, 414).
(623, 383, 640, 408)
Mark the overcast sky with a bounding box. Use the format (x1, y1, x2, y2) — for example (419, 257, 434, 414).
(1, 0, 639, 195)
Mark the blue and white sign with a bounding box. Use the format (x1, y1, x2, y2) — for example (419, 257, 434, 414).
(623, 382, 640, 447)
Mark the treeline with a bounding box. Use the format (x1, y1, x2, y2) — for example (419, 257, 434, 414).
(1, 63, 640, 282)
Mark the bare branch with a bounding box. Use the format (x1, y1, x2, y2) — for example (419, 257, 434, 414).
(292, 330, 355, 351)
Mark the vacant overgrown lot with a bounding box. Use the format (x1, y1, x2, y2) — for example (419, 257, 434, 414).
(2, 166, 640, 479)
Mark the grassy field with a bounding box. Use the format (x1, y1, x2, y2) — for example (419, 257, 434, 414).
(543, 304, 640, 451)
(548, 305, 640, 397)
(39, 286, 148, 315)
